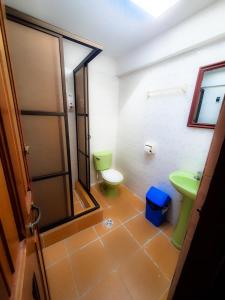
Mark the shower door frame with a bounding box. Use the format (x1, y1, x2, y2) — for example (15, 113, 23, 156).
(6, 6, 102, 231)
(74, 64, 90, 192)
(73, 63, 100, 212)
(7, 21, 74, 232)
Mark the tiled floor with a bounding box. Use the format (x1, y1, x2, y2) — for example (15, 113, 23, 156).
(43, 184, 180, 300)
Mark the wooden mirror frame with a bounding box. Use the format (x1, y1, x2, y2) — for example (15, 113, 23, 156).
(187, 60, 225, 129)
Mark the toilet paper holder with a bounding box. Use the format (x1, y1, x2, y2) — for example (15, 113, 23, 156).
(144, 142, 156, 154)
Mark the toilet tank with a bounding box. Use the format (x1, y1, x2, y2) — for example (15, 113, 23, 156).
(93, 151, 112, 171)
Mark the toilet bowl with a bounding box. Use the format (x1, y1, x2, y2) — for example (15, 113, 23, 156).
(93, 151, 123, 196)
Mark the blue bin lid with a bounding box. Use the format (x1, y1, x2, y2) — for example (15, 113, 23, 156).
(146, 186, 171, 207)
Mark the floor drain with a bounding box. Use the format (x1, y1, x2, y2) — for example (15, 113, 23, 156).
(104, 218, 114, 229)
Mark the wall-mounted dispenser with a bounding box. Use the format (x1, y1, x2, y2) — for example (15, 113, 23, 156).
(67, 93, 74, 111)
(144, 142, 156, 154)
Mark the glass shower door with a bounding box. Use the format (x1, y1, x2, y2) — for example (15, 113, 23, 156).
(74, 65, 90, 191)
(6, 20, 73, 230)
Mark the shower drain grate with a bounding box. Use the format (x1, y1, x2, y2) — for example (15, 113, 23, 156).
(103, 218, 114, 229)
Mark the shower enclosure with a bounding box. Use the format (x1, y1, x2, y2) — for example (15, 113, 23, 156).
(74, 65, 90, 192)
(6, 6, 102, 231)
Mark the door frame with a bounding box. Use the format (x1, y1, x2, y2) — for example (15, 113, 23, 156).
(168, 100, 225, 298)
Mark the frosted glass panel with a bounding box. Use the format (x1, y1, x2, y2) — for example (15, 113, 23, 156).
(75, 67, 86, 114)
(77, 116, 86, 153)
(31, 176, 70, 228)
(21, 116, 68, 177)
(78, 152, 87, 186)
(6, 20, 64, 112)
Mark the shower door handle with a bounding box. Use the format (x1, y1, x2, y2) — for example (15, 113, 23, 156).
(28, 204, 41, 231)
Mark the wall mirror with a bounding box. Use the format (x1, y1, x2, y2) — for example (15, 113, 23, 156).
(188, 61, 225, 129)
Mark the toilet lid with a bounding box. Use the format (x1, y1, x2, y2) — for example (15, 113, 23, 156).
(101, 169, 124, 184)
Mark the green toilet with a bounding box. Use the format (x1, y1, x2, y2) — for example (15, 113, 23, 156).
(93, 151, 124, 196)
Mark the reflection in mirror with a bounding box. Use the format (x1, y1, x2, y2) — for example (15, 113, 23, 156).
(188, 61, 225, 129)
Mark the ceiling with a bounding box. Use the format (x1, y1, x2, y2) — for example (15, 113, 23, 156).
(5, 0, 218, 57)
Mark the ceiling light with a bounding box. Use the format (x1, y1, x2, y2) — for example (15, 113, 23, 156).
(130, 0, 180, 17)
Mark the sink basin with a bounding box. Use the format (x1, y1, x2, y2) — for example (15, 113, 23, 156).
(169, 170, 200, 249)
(169, 170, 200, 200)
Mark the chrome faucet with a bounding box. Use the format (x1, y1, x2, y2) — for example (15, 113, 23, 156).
(194, 171, 202, 181)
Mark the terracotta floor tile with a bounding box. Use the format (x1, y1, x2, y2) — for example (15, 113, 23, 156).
(102, 206, 122, 220)
(94, 219, 121, 237)
(121, 185, 145, 212)
(69, 240, 114, 296)
(91, 184, 110, 208)
(119, 250, 169, 300)
(145, 234, 180, 280)
(110, 202, 139, 222)
(64, 227, 98, 254)
(125, 214, 159, 245)
(82, 271, 132, 300)
(45, 185, 178, 299)
(46, 257, 77, 300)
(43, 240, 67, 268)
(101, 226, 139, 267)
(130, 195, 145, 212)
(160, 222, 174, 238)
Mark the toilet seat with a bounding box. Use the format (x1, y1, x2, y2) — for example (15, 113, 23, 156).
(101, 169, 124, 185)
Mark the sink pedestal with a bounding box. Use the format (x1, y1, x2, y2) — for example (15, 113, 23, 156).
(172, 196, 194, 249)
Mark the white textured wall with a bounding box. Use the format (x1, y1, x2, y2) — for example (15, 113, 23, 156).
(89, 54, 119, 184)
(118, 0, 225, 76)
(63, 41, 119, 187)
(115, 39, 225, 224)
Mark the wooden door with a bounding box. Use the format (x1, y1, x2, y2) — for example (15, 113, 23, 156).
(0, 2, 50, 299)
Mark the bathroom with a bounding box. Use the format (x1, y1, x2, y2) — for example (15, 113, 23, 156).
(0, 0, 225, 300)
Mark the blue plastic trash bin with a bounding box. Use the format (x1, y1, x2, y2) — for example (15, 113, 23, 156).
(145, 186, 171, 227)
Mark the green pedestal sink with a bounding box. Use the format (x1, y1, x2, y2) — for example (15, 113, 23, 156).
(169, 171, 200, 249)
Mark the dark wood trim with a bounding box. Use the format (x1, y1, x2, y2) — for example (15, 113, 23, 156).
(21, 110, 65, 116)
(0, 115, 25, 239)
(187, 60, 225, 129)
(0, 263, 11, 297)
(34, 228, 50, 300)
(0, 4, 30, 189)
(32, 171, 69, 182)
(36, 227, 51, 300)
(32, 273, 41, 300)
(0, 221, 15, 273)
(5, 6, 103, 51)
